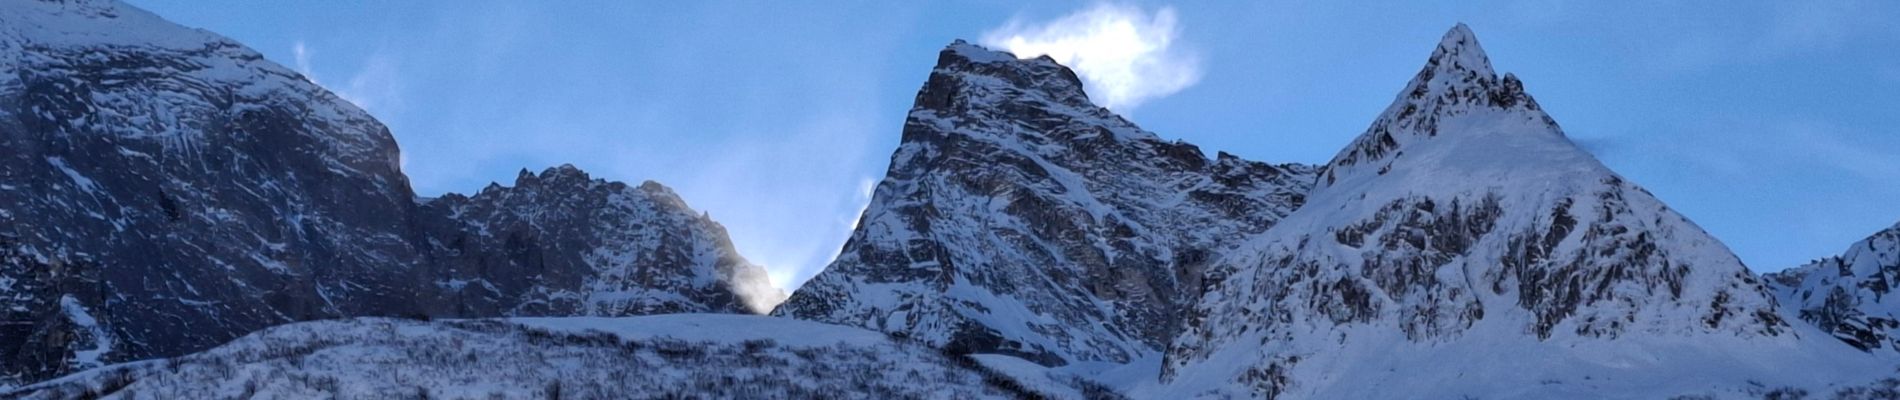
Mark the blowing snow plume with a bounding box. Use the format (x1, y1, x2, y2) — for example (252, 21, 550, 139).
(980, 4, 1201, 112)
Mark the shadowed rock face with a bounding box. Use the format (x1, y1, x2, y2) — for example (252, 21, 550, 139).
(416, 166, 780, 318)
(1767, 222, 1900, 352)
(0, 0, 773, 386)
(775, 40, 1316, 366)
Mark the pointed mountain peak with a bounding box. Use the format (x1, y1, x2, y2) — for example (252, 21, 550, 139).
(915, 40, 1091, 114)
(1318, 23, 1553, 188)
(937, 39, 1061, 70)
(1403, 23, 1508, 102)
(1429, 23, 1495, 79)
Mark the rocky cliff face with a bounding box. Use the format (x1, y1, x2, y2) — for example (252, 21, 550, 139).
(417, 166, 782, 316)
(0, 0, 775, 386)
(774, 41, 1315, 366)
(1767, 222, 1900, 353)
(0, 0, 426, 385)
(1156, 25, 1874, 399)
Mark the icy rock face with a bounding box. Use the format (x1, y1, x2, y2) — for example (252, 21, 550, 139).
(775, 41, 1316, 366)
(1767, 221, 1900, 353)
(1159, 25, 1809, 398)
(417, 166, 783, 316)
(0, 0, 777, 386)
(3, 315, 1061, 399)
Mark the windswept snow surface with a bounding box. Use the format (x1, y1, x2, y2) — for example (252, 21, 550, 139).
(6, 315, 1069, 399)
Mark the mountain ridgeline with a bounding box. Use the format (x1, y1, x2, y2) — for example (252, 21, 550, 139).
(3, 0, 1898, 398)
(0, 0, 776, 386)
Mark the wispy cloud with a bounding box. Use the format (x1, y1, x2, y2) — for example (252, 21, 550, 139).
(287, 41, 404, 114)
(980, 3, 1200, 112)
(292, 41, 314, 77)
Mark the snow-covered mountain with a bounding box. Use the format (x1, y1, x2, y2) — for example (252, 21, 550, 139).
(1767, 221, 1900, 353)
(0, 0, 776, 386)
(3, 314, 1093, 399)
(774, 41, 1315, 367)
(1155, 24, 1890, 399)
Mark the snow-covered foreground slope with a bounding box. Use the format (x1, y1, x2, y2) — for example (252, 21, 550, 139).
(4, 315, 1079, 399)
(1768, 221, 1900, 353)
(0, 0, 778, 386)
(1154, 24, 1896, 399)
(776, 40, 1314, 367)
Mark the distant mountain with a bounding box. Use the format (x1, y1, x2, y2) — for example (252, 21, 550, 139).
(3, 315, 1091, 399)
(1155, 25, 1887, 398)
(774, 41, 1315, 366)
(1767, 221, 1900, 353)
(0, 0, 775, 386)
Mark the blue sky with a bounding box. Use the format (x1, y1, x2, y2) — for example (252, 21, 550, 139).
(126, 1, 1900, 290)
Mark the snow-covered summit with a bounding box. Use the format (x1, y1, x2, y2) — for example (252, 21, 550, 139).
(1158, 24, 1878, 399)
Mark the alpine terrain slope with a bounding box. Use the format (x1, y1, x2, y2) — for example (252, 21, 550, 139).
(2, 315, 1104, 399)
(774, 41, 1316, 367)
(1155, 25, 1895, 399)
(0, 0, 776, 386)
(1768, 221, 1900, 354)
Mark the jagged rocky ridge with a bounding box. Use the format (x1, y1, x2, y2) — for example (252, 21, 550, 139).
(0, 0, 775, 386)
(1154, 25, 1888, 399)
(417, 165, 783, 317)
(775, 41, 1316, 366)
(1768, 221, 1900, 353)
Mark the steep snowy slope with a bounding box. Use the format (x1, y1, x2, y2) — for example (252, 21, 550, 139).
(0, 0, 778, 386)
(1767, 221, 1900, 353)
(3, 315, 1065, 399)
(1157, 25, 1889, 399)
(417, 165, 784, 316)
(775, 41, 1315, 366)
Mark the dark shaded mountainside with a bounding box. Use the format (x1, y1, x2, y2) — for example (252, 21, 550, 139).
(0, 0, 776, 386)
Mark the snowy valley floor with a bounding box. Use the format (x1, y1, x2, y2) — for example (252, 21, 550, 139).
(2, 314, 1120, 400)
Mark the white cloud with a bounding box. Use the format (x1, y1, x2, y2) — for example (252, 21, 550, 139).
(844, 177, 877, 231)
(980, 3, 1201, 112)
(292, 41, 314, 77)
(286, 41, 404, 114)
